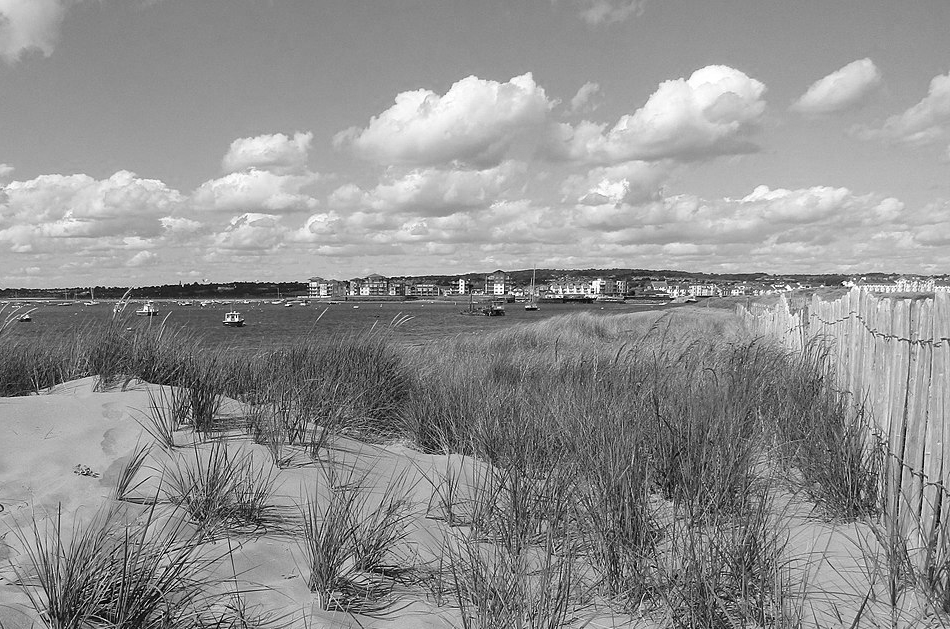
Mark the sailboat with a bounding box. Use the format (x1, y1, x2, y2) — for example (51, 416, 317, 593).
(525, 267, 540, 311)
(83, 286, 99, 306)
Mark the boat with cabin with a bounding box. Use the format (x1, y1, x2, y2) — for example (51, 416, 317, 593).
(135, 301, 159, 317)
(223, 311, 245, 327)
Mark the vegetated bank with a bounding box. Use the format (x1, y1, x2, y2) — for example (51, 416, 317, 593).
(0, 306, 935, 628)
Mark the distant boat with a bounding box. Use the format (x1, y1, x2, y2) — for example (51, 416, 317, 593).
(460, 294, 505, 316)
(83, 301, 98, 306)
(223, 311, 245, 327)
(135, 301, 159, 317)
(18, 313, 32, 322)
(484, 300, 506, 316)
(353, 305, 360, 309)
(178, 300, 193, 306)
(525, 267, 540, 311)
(284, 302, 293, 307)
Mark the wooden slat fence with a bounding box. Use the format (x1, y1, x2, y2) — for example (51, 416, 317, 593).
(737, 288, 950, 555)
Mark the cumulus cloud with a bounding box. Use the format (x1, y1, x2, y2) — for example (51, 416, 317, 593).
(192, 169, 320, 215)
(221, 131, 313, 174)
(569, 81, 602, 114)
(856, 71, 950, 146)
(572, 0, 649, 25)
(328, 161, 524, 217)
(127, 250, 158, 267)
(562, 160, 668, 206)
(549, 65, 767, 163)
(334, 73, 555, 167)
(211, 212, 286, 252)
(0, 0, 67, 64)
(0, 171, 185, 252)
(0, 163, 14, 180)
(792, 58, 882, 115)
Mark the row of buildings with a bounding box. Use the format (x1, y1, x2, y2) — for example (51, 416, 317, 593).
(308, 272, 950, 300)
(844, 276, 950, 293)
(308, 272, 820, 300)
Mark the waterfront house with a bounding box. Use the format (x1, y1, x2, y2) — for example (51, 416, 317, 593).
(359, 274, 389, 296)
(308, 277, 347, 298)
(485, 270, 511, 296)
(688, 284, 721, 297)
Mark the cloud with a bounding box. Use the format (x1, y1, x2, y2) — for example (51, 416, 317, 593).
(572, 0, 649, 25)
(0, 163, 14, 180)
(221, 131, 313, 174)
(549, 65, 767, 164)
(192, 168, 320, 215)
(0, 171, 185, 252)
(328, 161, 524, 217)
(561, 160, 668, 206)
(0, 0, 67, 64)
(569, 81, 602, 114)
(211, 212, 286, 252)
(127, 250, 158, 267)
(792, 58, 882, 115)
(334, 73, 555, 167)
(856, 71, 950, 146)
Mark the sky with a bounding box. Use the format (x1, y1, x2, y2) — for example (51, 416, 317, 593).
(1, 0, 949, 287)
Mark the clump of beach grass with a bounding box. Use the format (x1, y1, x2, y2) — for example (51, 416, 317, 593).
(166, 441, 282, 535)
(12, 503, 223, 629)
(298, 462, 416, 613)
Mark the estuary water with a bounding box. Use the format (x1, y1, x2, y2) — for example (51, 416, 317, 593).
(3, 299, 679, 351)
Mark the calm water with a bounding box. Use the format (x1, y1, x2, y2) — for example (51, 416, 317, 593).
(3, 299, 676, 350)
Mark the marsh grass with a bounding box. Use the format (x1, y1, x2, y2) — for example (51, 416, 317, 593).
(12, 503, 223, 629)
(299, 463, 415, 613)
(445, 529, 580, 629)
(5, 304, 916, 626)
(136, 385, 191, 450)
(769, 340, 883, 521)
(112, 442, 153, 502)
(167, 441, 282, 535)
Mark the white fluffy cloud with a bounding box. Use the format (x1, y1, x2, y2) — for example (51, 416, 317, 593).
(561, 160, 668, 206)
(571, 0, 649, 25)
(192, 169, 320, 215)
(334, 73, 555, 167)
(328, 161, 523, 217)
(0, 171, 184, 251)
(127, 250, 158, 267)
(221, 131, 313, 174)
(0, 0, 66, 64)
(857, 71, 950, 146)
(211, 212, 287, 252)
(550, 65, 767, 163)
(792, 58, 882, 115)
(0, 163, 14, 180)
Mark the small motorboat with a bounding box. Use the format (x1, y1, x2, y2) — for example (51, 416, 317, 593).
(135, 301, 159, 316)
(18, 313, 32, 322)
(223, 311, 245, 327)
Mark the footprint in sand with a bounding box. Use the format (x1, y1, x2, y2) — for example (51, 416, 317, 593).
(101, 427, 121, 455)
(101, 401, 124, 421)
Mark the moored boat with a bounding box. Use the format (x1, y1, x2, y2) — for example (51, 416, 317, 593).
(223, 311, 245, 327)
(135, 301, 159, 316)
(525, 267, 540, 311)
